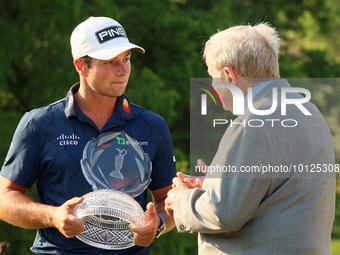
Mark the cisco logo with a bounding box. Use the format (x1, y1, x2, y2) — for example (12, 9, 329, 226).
(57, 134, 80, 146)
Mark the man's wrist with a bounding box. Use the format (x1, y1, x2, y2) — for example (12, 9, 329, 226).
(155, 213, 166, 238)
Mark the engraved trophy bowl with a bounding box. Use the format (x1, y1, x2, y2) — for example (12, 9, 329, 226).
(74, 131, 152, 250)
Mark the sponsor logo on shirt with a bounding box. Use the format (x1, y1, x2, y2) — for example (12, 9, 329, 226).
(57, 134, 80, 146)
(116, 137, 148, 146)
(123, 99, 131, 113)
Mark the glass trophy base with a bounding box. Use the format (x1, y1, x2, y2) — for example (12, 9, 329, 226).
(73, 189, 145, 250)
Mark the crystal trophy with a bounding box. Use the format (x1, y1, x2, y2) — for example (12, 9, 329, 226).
(73, 131, 152, 250)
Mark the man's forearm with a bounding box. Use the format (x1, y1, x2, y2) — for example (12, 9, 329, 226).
(0, 188, 55, 229)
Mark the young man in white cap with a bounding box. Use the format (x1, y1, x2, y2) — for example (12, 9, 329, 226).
(0, 16, 176, 254)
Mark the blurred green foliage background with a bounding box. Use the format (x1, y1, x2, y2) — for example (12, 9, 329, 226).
(1, 0, 340, 254)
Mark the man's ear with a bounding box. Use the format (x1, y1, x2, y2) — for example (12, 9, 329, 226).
(223, 67, 240, 86)
(74, 59, 87, 77)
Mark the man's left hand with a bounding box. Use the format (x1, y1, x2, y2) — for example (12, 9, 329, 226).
(129, 202, 159, 247)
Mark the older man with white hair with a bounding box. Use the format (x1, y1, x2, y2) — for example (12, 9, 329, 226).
(165, 23, 335, 255)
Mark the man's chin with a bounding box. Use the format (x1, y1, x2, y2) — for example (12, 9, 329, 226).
(108, 88, 126, 98)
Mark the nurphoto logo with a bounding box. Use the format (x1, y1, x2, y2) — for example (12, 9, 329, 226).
(198, 82, 312, 128)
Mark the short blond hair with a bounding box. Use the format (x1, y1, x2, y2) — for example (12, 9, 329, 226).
(203, 22, 280, 79)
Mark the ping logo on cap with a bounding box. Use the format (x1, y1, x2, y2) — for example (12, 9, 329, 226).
(95, 26, 127, 44)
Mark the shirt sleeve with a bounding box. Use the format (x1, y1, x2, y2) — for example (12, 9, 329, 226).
(1, 112, 41, 188)
(148, 118, 177, 190)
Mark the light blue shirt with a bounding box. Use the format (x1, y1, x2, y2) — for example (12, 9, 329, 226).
(244, 79, 277, 110)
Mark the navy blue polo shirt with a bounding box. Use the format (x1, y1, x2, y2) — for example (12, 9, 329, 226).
(1, 83, 177, 254)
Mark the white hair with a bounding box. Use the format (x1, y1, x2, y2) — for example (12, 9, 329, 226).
(203, 22, 280, 78)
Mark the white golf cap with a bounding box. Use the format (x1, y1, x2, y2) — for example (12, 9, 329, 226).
(71, 16, 145, 60)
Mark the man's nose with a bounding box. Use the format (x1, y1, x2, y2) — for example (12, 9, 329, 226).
(115, 61, 129, 76)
